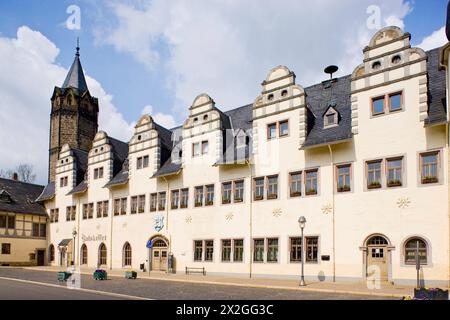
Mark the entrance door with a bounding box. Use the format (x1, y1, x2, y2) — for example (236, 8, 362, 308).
(150, 238, 168, 271)
(37, 250, 45, 266)
(366, 236, 389, 282)
(151, 249, 168, 271)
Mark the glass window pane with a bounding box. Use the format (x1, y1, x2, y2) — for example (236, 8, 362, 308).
(389, 93, 402, 111)
(372, 97, 385, 114)
(279, 121, 289, 136)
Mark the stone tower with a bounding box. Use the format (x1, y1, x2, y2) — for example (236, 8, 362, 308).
(48, 45, 99, 182)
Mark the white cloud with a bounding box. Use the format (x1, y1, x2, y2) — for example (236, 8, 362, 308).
(0, 26, 134, 184)
(141, 105, 177, 129)
(96, 0, 412, 119)
(416, 26, 447, 51)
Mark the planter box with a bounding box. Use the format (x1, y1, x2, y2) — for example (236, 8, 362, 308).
(414, 288, 449, 300)
(421, 177, 438, 184)
(93, 270, 107, 281)
(337, 186, 350, 192)
(368, 183, 381, 189)
(387, 180, 402, 187)
(125, 271, 137, 279)
(57, 271, 72, 282)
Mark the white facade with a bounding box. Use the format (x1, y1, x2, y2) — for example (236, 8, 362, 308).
(41, 27, 450, 286)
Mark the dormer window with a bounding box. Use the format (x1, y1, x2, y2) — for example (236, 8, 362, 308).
(60, 176, 68, 188)
(93, 167, 104, 180)
(323, 106, 339, 128)
(0, 190, 13, 204)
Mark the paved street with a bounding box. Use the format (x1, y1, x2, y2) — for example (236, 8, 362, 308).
(0, 278, 126, 300)
(0, 268, 394, 300)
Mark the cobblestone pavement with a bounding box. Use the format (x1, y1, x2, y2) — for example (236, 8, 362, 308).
(0, 268, 395, 300)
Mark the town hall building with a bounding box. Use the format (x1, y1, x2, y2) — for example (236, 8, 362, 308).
(37, 26, 450, 287)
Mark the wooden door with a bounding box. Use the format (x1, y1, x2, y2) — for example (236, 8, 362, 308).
(37, 250, 45, 266)
(367, 246, 388, 281)
(160, 250, 167, 271)
(152, 250, 161, 271)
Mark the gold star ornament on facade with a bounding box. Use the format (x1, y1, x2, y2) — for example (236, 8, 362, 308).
(397, 197, 411, 209)
(322, 204, 333, 215)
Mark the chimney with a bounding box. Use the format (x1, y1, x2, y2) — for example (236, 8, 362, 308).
(12, 173, 18, 181)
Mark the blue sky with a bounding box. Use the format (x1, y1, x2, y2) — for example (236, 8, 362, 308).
(0, 0, 448, 183)
(0, 0, 447, 124)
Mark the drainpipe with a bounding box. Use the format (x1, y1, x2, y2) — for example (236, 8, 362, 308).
(447, 122, 450, 289)
(163, 177, 170, 241)
(77, 197, 81, 268)
(327, 144, 336, 283)
(109, 189, 113, 271)
(246, 160, 253, 278)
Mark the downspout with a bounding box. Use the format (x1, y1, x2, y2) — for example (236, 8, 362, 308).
(163, 176, 171, 251)
(327, 144, 336, 282)
(246, 160, 253, 278)
(446, 122, 450, 289)
(109, 188, 113, 271)
(76, 196, 81, 268)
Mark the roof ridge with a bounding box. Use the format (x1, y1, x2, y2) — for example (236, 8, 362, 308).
(0, 177, 44, 188)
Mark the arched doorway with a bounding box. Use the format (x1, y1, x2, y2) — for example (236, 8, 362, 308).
(149, 236, 169, 272)
(363, 234, 392, 282)
(123, 242, 132, 267)
(81, 244, 88, 265)
(98, 243, 107, 267)
(48, 244, 55, 264)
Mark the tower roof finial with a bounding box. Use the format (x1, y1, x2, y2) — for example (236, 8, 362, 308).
(76, 37, 80, 57)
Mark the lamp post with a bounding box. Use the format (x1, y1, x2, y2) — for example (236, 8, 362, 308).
(298, 216, 307, 286)
(72, 228, 77, 266)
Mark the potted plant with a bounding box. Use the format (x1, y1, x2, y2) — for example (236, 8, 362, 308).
(306, 189, 317, 196)
(57, 271, 72, 282)
(125, 270, 137, 279)
(368, 181, 381, 189)
(414, 288, 449, 300)
(422, 176, 438, 184)
(337, 185, 350, 192)
(387, 179, 402, 187)
(93, 269, 107, 280)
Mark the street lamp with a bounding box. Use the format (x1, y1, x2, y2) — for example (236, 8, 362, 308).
(72, 228, 77, 266)
(298, 216, 307, 286)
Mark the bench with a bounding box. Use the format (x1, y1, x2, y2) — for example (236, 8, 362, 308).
(185, 267, 206, 276)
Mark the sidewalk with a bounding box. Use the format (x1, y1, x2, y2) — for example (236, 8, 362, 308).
(26, 266, 417, 298)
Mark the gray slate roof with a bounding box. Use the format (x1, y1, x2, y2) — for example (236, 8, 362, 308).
(424, 48, 447, 126)
(67, 180, 88, 195)
(152, 160, 182, 178)
(0, 178, 46, 216)
(302, 75, 353, 148)
(62, 52, 88, 92)
(104, 159, 129, 188)
(36, 181, 55, 202)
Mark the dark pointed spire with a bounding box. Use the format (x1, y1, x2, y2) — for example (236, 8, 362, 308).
(62, 38, 88, 92)
(447, 0, 450, 41)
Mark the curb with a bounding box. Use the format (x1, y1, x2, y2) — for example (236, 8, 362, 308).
(23, 267, 408, 298)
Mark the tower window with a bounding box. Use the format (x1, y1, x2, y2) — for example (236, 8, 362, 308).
(281, 89, 288, 97)
(267, 94, 274, 101)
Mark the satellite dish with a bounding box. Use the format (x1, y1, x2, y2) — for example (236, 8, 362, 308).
(324, 65, 339, 79)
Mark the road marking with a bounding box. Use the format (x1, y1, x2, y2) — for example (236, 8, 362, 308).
(0, 276, 152, 300)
